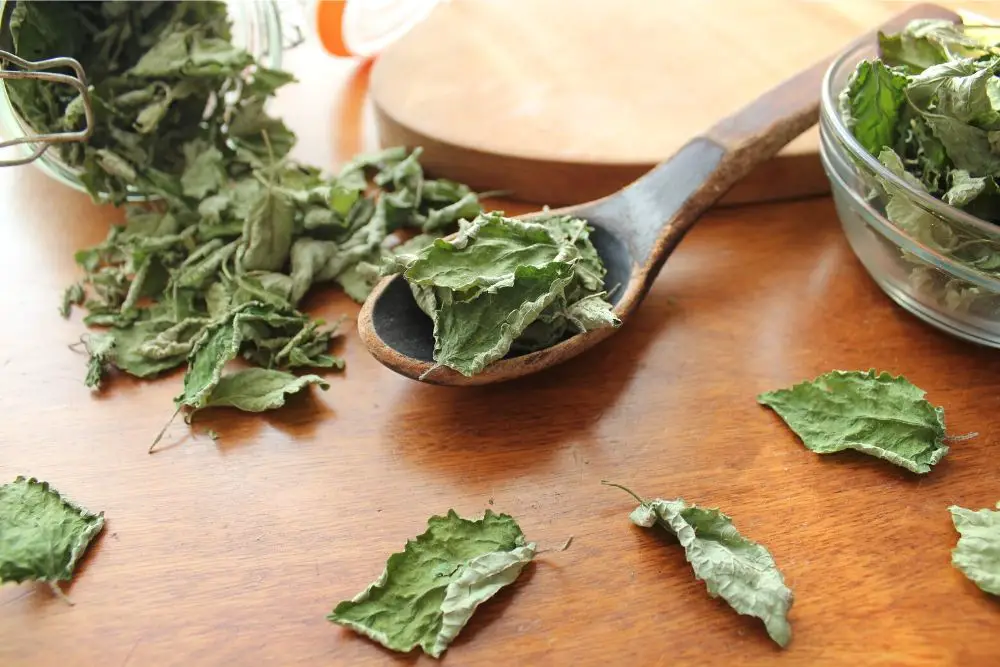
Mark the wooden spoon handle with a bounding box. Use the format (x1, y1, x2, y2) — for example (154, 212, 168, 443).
(618, 2, 958, 299)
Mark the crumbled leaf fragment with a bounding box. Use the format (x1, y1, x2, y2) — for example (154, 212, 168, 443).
(0, 477, 105, 586)
(83, 333, 115, 390)
(60, 282, 85, 318)
(949, 502, 1000, 595)
(758, 369, 950, 474)
(329, 510, 535, 658)
(606, 483, 793, 648)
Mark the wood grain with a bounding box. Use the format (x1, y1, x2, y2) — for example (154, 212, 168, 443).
(370, 0, 978, 207)
(2, 21, 1000, 667)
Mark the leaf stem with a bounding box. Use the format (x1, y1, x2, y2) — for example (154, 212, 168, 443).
(600, 480, 646, 504)
(535, 535, 574, 555)
(418, 363, 443, 382)
(47, 582, 74, 606)
(149, 405, 183, 454)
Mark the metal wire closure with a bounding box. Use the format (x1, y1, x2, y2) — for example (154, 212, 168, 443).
(0, 50, 93, 167)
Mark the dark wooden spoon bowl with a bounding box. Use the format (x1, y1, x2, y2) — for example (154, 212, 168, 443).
(358, 3, 957, 386)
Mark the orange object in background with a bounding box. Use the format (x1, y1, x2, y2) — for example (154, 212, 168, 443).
(314, 0, 441, 59)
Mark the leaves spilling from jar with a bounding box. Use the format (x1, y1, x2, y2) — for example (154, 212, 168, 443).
(11, 1, 492, 435)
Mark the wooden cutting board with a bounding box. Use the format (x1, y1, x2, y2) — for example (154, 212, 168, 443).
(370, 0, 921, 207)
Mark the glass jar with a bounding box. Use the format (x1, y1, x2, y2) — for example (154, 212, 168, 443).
(0, 0, 301, 201)
(820, 39, 1000, 348)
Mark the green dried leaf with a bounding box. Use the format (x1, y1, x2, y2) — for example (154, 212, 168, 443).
(924, 112, 1000, 175)
(422, 192, 481, 233)
(329, 510, 535, 658)
(386, 212, 618, 376)
(288, 203, 386, 304)
(336, 254, 384, 304)
(109, 320, 197, 379)
(607, 483, 792, 648)
(906, 59, 1000, 130)
(839, 60, 909, 156)
(197, 369, 328, 413)
(0, 477, 105, 586)
(564, 292, 621, 331)
(176, 311, 246, 409)
(399, 214, 569, 294)
(180, 143, 227, 199)
(949, 502, 1000, 595)
(758, 369, 950, 473)
(432, 261, 576, 376)
(60, 282, 85, 318)
(943, 169, 998, 208)
(240, 187, 295, 272)
(83, 333, 115, 390)
(879, 19, 996, 73)
(875, 149, 958, 253)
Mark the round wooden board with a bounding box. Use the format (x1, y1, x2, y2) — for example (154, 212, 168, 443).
(370, 0, 908, 207)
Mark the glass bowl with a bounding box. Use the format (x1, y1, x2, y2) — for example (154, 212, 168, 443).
(0, 0, 289, 202)
(820, 40, 1000, 348)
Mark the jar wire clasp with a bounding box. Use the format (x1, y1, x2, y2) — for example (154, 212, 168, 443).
(0, 50, 93, 167)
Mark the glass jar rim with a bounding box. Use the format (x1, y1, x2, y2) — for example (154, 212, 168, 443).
(0, 0, 285, 203)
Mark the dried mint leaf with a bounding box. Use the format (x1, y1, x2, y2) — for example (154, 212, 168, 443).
(15, 2, 488, 426)
(196, 369, 328, 413)
(386, 212, 620, 376)
(329, 510, 535, 658)
(239, 186, 296, 273)
(59, 282, 85, 318)
(606, 483, 793, 648)
(9, 1, 265, 205)
(839, 19, 1000, 316)
(758, 369, 950, 473)
(431, 261, 576, 376)
(0, 477, 105, 587)
(949, 502, 1000, 595)
(82, 333, 115, 390)
(879, 19, 996, 73)
(175, 302, 340, 410)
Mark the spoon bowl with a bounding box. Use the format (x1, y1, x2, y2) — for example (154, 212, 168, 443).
(359, 3, 957, 386)
(363, 216, 634, 385)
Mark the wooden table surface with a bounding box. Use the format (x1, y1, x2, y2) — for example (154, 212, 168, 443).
(2, 28, 1000, 667)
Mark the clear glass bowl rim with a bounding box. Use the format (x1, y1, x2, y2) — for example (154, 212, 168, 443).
(820, 40, 1000, 241)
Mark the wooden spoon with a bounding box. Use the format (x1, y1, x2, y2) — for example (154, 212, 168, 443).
(358, 3, 956, 386)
